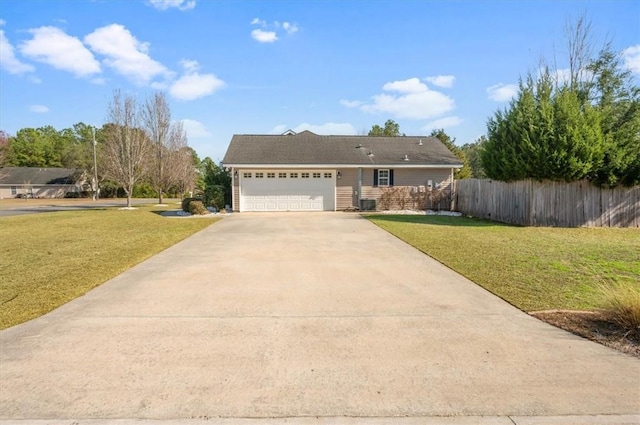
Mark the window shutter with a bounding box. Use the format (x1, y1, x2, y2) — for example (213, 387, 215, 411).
(373, 169, 378, 187)
(390, 169, 394, 186)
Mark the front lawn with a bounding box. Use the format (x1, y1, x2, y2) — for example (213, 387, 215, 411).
(0, 205, 219, 329)
(366, 215, 640, 312)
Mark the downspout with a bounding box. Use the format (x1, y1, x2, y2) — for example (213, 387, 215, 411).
(357, 167, 362, 210)
(451, 168, 455, 211)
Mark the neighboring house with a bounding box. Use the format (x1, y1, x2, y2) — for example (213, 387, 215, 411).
(222, 130, 463, 212)
(0, 167, 83, 199)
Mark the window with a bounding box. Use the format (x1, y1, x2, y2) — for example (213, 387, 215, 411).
(243, 172, 252, 178)
(10, 186, 17, 195)
(378, 169, 390, 186)
(267, 172, 275, 178)
(313, 172, 321, 178)
(301, 172, 310, 178)
(290, 172, 298, 178)
(278, 172, 287, 178)
(324, 172, 332, 178)
(255, 172, 264, 178)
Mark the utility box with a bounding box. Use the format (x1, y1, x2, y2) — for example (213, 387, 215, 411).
(360, 199, 376, 211)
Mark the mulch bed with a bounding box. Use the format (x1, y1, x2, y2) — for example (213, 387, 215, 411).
(530, 310, 639, 358)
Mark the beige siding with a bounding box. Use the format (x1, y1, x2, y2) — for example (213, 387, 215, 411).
(361, 168, 454, 210)
(336, 168, 357, 210)
(232, 169, 240, 211)
(230, 167, 453, 211)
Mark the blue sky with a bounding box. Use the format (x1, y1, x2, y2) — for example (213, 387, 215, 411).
(1, 0, 638, 162)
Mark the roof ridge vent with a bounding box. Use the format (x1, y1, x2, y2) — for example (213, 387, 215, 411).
(282, 129, 297, 136)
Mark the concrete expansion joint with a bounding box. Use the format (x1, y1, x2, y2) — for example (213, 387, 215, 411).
(3, 414, 640, 425)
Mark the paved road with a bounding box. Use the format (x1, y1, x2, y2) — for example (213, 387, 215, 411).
(0, 213, 638, 424)
(0, 199, 177, 217)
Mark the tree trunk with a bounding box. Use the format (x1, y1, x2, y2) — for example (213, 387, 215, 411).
(127, 193, 132, 208)
(159, 190, 163, 204)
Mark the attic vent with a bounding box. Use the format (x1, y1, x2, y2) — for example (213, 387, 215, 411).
(367, 151, 374, 156)
(356, 143, 362, 149)
(282, 129, 297, 136)
(418, 139, 423, 146)
(403, 154, 409, 161)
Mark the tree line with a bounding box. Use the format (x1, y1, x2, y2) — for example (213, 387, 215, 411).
(0, 91, 231, 207)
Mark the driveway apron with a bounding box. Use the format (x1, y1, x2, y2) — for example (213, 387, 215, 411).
(1, 213, 638, 421)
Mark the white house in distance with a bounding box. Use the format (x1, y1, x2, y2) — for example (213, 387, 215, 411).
(222, 130, 463, 212)
(0, 167, 83, 199)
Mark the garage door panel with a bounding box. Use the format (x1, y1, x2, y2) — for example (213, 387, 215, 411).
(240, 170, 335, 212)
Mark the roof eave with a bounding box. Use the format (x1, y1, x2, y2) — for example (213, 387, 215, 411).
(222, 163, 462, 169)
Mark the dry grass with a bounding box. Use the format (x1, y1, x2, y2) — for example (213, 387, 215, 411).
(600, 282, 640, 337)
(0, 205, 218, 329)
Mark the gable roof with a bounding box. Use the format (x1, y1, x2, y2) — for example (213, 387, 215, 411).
(223, 130, 463, 168)
(0, 167, 80, 185)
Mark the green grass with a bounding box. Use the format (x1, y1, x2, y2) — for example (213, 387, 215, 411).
(367, 215, 640, 312)
(0, 205, 219, 329)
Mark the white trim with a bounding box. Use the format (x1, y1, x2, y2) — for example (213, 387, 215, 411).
(224, 163, 462, 169)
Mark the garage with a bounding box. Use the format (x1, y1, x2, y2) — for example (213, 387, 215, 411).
(239, 170, 336, 212)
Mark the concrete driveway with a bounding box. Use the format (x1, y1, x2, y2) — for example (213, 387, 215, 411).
(1, 213, 638, 424)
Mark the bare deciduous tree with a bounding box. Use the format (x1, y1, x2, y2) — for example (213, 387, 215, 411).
(142, 92, 172, 204)
(142, 92, 196, 203)
(103, 90, 150, 208)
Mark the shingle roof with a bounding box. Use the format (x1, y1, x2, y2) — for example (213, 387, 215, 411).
(222, 131, 463, 167)
(0, 167, 80, 185)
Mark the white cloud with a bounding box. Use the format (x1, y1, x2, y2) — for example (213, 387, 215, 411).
(339, 99, 363, 108)
(282, 22, 299, 34)
(382, 77, 427, 94)
(486, 83, 518, 102)
(271, 124, 288, 134)
(19, 26, 99, 77)
(169, 59, 224, 100)
(148, 0, 195, 11)
(250, 18, 298, 42)
(359, 77, 455, 120)
(181, 119, 211, 138)
(422, 116, 462, 132)
(30, 104, 49, 113)
(91, 77, 106, 85)
(0, 29, 35, 74)
(85, 24, 171, 85)
(426, 75, 455, 88)
(292, 122, 357, 135)
(623, 44, 640, 74)
(251, 29, 278, 43)
(0, 19, 6, 26)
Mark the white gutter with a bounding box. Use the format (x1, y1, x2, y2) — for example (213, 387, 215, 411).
(222, 163, 463, 169)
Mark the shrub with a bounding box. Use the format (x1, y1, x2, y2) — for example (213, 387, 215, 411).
(181, 197, 203, 213)
(188, 200, 208, 215)
(600, 282, 640, 337)
(204, 185, 225, 209)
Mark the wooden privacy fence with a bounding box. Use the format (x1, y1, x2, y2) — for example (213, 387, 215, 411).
(454, 179, 640, 227)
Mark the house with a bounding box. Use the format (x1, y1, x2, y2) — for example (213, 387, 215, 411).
(0, 167, 83, 199)
(222, 130, 463, 212)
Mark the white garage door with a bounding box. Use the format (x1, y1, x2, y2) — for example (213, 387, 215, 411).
(240, 170, 335, 212)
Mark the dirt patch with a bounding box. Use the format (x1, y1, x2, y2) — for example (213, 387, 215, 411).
(531, 310, 639, 358)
